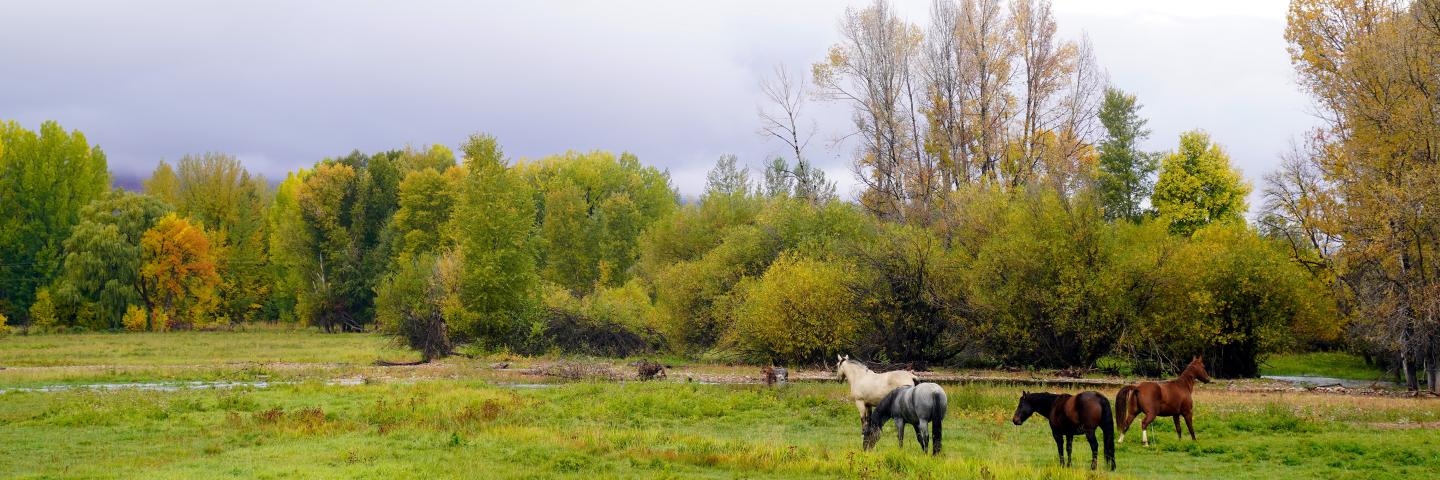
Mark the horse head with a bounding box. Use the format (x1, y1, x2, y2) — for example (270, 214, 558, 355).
(1188, 356, 1213, 383)
(861, 419, 882, 450)
(834, 354, 850, 380)
(1011, 391, 1036, 425)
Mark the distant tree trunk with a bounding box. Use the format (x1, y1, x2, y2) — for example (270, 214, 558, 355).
(1403, 323, 1420, 391)
(1427, 341, 1440, 394)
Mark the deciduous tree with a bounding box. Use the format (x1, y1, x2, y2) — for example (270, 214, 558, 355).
(450, 134, 540, 345)
(1152, 130, 1250, 236)
(0, 121, 110, 321)
(140, 214, 221, 330)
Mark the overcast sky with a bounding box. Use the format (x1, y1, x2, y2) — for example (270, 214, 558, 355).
(1, 0, 1314, 204)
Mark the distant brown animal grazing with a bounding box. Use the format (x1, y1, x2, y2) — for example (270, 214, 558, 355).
(1115, 356, 1212, 446)
(762, 366, 788, 386)
(636, 360, 666, 380)
(1012, 391, 1116, 471)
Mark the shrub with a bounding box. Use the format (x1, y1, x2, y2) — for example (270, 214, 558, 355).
(374, 253, 454, 362)
(122, 305, 148, 332)
(29, 289, 58, 333)
(849, 223, 964, 366)
(1125, 223, 1338, 377)
(533, 280, 664, 357)
(729, 255, 862, 364)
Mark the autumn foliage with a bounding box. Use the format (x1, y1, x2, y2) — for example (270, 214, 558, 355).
(140, 214, 221, 330)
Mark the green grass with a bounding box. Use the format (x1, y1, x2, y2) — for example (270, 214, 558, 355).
(2, 332, 1436, 478)
(1, 381, 1436, 479)
(1261, 352, 1388, 381)
(0, 329, 414, 388)
(0, 328, 403, 367)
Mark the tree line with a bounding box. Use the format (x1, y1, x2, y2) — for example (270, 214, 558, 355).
(0, 0, 1433, 390)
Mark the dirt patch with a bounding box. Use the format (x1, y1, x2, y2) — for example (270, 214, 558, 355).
(529, 361, 623, 381)
(1365, 421, 1440, 430)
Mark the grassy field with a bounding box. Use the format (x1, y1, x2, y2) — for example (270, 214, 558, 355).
(0, 327, 403, 367)
(0, 328, 411, 388)
(1, 332, 1437, 479)
(1260, 352, 1389, 381)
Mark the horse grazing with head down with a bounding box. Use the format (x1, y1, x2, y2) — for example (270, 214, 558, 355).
(834, 355, 918, 424)
(863, 383, 947, 455)
(1012, 391, 1116, 471)
(1115, 356, 1212, 446)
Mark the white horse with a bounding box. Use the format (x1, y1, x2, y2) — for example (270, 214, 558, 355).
(835, 354, 918, 424)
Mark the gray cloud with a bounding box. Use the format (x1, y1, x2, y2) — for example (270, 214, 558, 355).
(1, 0, 1312, 203)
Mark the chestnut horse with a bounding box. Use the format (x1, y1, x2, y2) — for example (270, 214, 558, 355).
(1115, 356, 1212, 446)
(1011, 391, 1116, 471)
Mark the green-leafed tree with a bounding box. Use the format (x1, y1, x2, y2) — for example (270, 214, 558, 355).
(148, 153, 273, 323)
(1152, 130, 1251, 236)
(294, 162, 360, 331)
(1128, 223, 1338, 377)
(539, 182, 597, 292)
(517, 150, 675, 292)
(51, 191, 172, 330)
(0, 120, 110, 322)
(267, 169, 309, 323)
(398, 144, 457, 174)
(143, 159, 180, 205)
(1096, 88, 1159, 222)
(705, 154, 750, 197)
(390, 166, 461, 263)
(761, 156, 835, 204)
(450, 134, 540, 346)
(762, 156, 793, 198)
(375, 254, 454, 362)
(594, 193, 643, 285)
(274, 150, 401, 331)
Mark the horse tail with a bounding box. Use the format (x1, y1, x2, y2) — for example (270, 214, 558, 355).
(1115, 385, 1137, 435)
(1100, 394, 1117, 471)
(930, 389, 947, 456)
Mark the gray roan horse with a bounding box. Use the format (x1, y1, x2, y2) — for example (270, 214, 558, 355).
(862, 383, 948, 455)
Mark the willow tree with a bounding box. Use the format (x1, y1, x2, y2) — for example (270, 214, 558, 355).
(51, 191, 171, 330)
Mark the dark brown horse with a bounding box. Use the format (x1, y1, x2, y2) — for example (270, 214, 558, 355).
(1012, 391, 1116, 471)
(1115, 356, 1212, 446)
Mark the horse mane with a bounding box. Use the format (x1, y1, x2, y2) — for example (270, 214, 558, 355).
(1175, 357, 1210, 384)
(843, 358, 874, 374)
(1024, 392, 1060, 417)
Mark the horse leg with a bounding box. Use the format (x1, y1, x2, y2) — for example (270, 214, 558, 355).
(895, 417, 905, 448)
(1086, 430, 1099, 471)
(1173, 416, 1182, 440)
(1140, 412, 1157, 446)
(855, 401, 869, 425)
(1065, 435, 1074, 467)
(1053, 433, 1065, 466)
(915, 421, 928, 453)
(1184, 411, 1197, 441)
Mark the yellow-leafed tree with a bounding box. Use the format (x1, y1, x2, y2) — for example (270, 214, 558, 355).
(139, 214, 221, 330)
